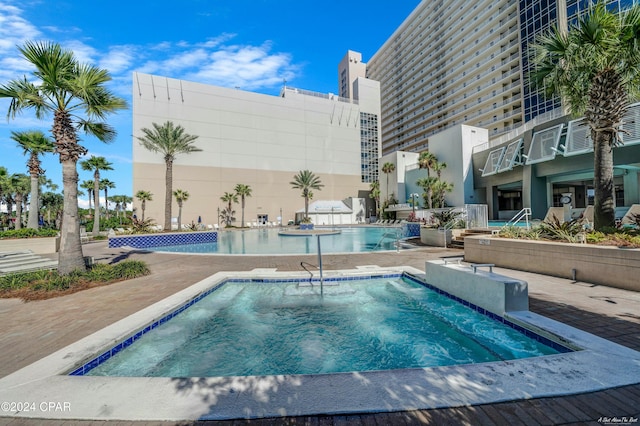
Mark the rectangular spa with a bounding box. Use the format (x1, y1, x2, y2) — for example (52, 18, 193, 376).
(71, 273, 570, 378)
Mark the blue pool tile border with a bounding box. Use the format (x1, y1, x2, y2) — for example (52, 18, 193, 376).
(69, 272, 573, 376)
(108, 231, 218, 249)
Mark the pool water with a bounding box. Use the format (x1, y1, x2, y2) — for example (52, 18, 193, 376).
(144, 226, 406, 254)
(87, 276, 560, 377)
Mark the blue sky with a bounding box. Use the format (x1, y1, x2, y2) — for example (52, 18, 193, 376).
(0, 0, 419, 207)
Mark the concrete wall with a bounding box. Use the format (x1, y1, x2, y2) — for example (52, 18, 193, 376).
(425, 260, 529, 316)
(464, 235, 640, 291)
(429, 125, 488, 206)
(132, 73, 373, 226)
(0, 237, 60, 254)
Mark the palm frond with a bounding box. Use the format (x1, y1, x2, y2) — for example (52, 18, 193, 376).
(75, 120, 117, 143)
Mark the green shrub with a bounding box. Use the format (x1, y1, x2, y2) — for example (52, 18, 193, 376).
(0, 228, 59, 239)
(0, 260, 150, 299)
(538, 217, 585, 243)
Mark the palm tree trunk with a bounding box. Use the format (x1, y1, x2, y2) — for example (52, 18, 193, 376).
(27, 174, 39, 229)
(59, 159, 85, 274)
(241, 197, 245, 228)
(164, 160, 173, 231)
(92, 170, 100, 235)
(104, 188, 110, 220)
(592, 130, 616, 229)
(15, 194, 23, 230)
(177, 202, 182, 230)
(141, 201, 146, 222)
(304, 196, 309, 221)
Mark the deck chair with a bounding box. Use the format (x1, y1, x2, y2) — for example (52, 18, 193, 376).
(543, 207, 565, 223)
(620, 204, 640, 227)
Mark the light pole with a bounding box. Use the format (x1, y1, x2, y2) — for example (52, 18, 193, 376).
(410, 193, 419, 213)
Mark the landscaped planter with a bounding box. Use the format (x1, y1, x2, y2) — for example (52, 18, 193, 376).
(0, 236, 60, 254)
(108, 231, 217, 249)
(464, 235, 640, 292)
(421, 227, 451, 246)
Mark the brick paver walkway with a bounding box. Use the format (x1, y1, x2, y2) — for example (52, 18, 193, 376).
(1, 240, 639, 425)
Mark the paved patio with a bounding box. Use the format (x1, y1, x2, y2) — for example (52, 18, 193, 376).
(0, 240, 639, 425)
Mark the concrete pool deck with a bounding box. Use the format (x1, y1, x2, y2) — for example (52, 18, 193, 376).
(0, 241, 639, 424)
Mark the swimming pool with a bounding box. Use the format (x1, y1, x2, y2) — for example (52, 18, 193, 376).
(144, 226, 408, 254)
(83, 274, 562, 377)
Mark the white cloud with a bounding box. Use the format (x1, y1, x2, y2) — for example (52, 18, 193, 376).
(99, 46, 137, 75)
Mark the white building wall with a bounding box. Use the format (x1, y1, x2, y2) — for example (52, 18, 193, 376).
(132, 73, 369, 226)
(428, 125, 488, 207)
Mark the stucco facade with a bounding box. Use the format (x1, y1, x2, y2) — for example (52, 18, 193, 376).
(132, 73, 377, 226)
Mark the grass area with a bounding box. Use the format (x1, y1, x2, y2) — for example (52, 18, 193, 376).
(0, 260, 150, 301)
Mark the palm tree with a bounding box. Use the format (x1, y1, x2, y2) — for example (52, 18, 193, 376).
(220, 191, 238, 227)
(369, 180, 381, 219)
(0, 167, 8, 221)
(290, 170, 323, 222)
(11, 130, 55, 229)
(136, 121, 201, 231)
(108, 194, 131, 222)
(120, 195, 133, 218)
(381, 162, 395, 206)
(80, 156, 113, 235)
(99, 178, 116, 220)
(433, 180, 454, 209)
(80, 180, 94, 211)
(234, 184, 252, 228)
(173, 189, 189, 229)
(108, 195, 123, 220)
(418, 151, 437, 176)
(531, 2, 640, 229)
(9, 174, 30, 229)
(41, 191, 63, 228)
(417, 176, 439, 210)
(0, 41, 127, 274)
(135, 190, 153, 221)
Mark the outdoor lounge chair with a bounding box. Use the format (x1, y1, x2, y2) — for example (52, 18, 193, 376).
(543, 207, 565, 223)
(620, 204, 640, 227)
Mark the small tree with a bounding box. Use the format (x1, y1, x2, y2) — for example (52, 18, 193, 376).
(100, 178, 116, 220)
(234, 184, 252, 228)
(135, 190, 153, 221)
(220, 191, 238, 227)
(173, 189, 189, 230)
(80, 156, 113, 235)
(136, 121, 201, 231)
(369, 180, 381, 219)
(290, 170, 323, 223)
(12, 130, 55, 229)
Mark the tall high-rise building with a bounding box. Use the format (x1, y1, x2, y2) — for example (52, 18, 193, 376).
(364, 0, 639, 157)
(366, 1, 523, 156)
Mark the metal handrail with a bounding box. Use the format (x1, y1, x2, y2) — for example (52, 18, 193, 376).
(504, 207, 532, 229)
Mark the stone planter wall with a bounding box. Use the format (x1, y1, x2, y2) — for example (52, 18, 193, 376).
(0, 237, 60, 254)
(420, 227, 451, 246)
(464, 235, 640, 291)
